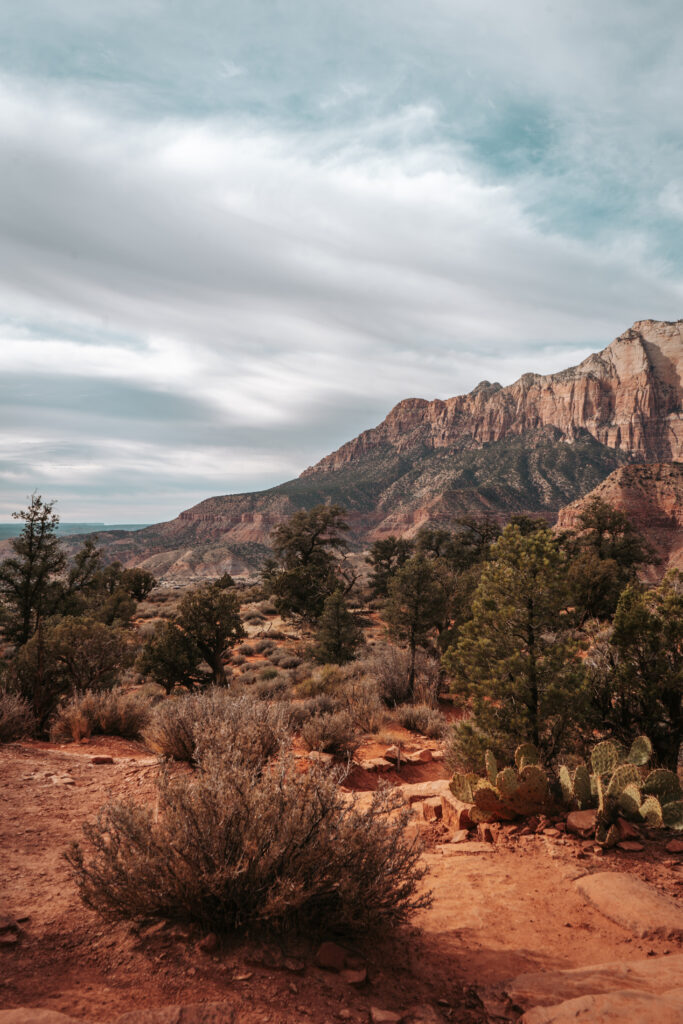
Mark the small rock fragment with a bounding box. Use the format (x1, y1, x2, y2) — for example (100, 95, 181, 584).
(369, 1009, 401, 1024)
(315, 941, 348, 972)
(91, 755, 114, 765)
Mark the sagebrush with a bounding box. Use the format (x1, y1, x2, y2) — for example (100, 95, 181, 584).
(51, 689, 151, 743)
(66, 748, 430, 934)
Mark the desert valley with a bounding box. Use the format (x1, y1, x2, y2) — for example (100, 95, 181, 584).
(2, 319, 683, 1024)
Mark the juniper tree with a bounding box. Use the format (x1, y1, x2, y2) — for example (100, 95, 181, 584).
(385, 554, 447, 699)
(443, 524, 586, 763)
(313, 589, 363, 664)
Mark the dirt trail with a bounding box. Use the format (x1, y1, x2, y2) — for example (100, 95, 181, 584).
(1, 740, 682, 1023)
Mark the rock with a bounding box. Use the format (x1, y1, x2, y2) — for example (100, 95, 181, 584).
(422, 797, 443, 822)
(283, 956, 306, 973)
(414, 749, 433, 763)
(402, 1006, 441, 1024)
(507, 952, 683, 1009)
(359, 758, 393, 772)
(384, 746, 401, 763)
(307, 751, 334, 766)
(315, 941, 349, 972)
(450, 829, 470, 844)
(574, 872, 683, 939)
(520, 988, 683, 1023)
(0, 1013, 82, 1024)
(91, 755, 114, 765)
(477, 823, 495, 844)
(566, 809, 597, 835)
(440, 791, 473, 831)
(542, 828, 561, 838)
(617, 841, 644, 852)
(115, 1005, 237, 1024)
(399, 780, 452, 804)
(197, 932, 218, 953)
(369, 1009, 401, 1024)
(615, 817, 640, 840)
(431, 750, 444, 762)
(435, 842, 495, 855)
(341, 968, 367, 986)
(50, 775, 75, 787)
(665, 839, 683, 854)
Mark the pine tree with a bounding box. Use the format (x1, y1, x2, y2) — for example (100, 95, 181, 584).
(0, 494, 66, 645)
(313, 589, 363, 664)
(385, 554, 447, 698)
(443, 524, 586, 763)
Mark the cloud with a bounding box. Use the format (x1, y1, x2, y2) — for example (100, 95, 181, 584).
(0, 2, 682, 520)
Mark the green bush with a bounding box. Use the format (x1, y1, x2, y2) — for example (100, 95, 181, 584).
(0, 692, 36, 743)
(50, 689, 151, 743)
(66, 748, 430, 934)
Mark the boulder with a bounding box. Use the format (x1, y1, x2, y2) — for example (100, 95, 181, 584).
(422, 797, 443, 822)
(440, 791, 473, 831)
(566, 810, 597, 835)
(574, 872, 683, 939)
(521, 988, 683, 1023)
(507, 953, 683, 1009)
(315, 941, 349, 972)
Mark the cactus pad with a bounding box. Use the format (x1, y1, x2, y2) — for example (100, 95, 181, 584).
(639, 794, 664, 827)
(558, 765, 573, 805)
(642, 769, 683, 805)
(627, 735, 653, 767)
(617, 782, 642, 819)
(573, 765, 593, 809)
(496, 767, 519, 799)
(473, 780, 516, 820)
(662, 801, 683, 830)
(607, 763, 642, 798)
(591, 740, 621, 776)
(450, 773, 477, 803)
(515, 742, 540, 770)
(485, 749, 498, 785)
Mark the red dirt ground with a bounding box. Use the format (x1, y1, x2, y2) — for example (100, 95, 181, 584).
(1, 738, 682, 1023)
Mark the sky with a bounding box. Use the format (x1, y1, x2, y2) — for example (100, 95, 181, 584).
(1, 1, 682, 523)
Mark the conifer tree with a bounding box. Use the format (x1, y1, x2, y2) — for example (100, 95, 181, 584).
(313, 588, 363, 664)
(385, 554, 447, 698)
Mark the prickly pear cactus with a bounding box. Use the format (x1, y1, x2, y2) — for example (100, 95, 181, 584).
(590, 740, 622, 776)
(617, 782, 643, 819)
(515, 742, 540, 771)
(472, 779, 517, 821)
(662, 802, 683, 830)
(627, 735, 653, 767)
(485, 749, 498, 786)
(595, 822, 619, 848)
(642, 769, 683, 805)
(573, 765, 592, 809)
(606, 763, 642, 798)
(558, 765, 573, 805)
(639, 794, 664, 827)
(450, 772, 479, 803)
(496, 766, 519, 799)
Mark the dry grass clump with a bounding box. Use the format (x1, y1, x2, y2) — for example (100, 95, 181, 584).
(269, 649, 300, 669)
(397, 703, 447, 739)
(339, 678, 386, 734)
(51, 689, 151, 743)
(301, 709, 358, 757)
(143, 690, 290, 765)
(251, 638, 276, 655)
(0, 692, 36, 743)
(365, 646, 441, 707)
(238, 642, 255, 656)
(66, 747, 430, 934)
(251, 675, 291, 702)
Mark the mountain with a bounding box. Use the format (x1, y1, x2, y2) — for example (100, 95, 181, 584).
(72, 319, 683, 579)
(557, 461, 683, 582)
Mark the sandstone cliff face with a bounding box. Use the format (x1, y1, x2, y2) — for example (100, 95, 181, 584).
(69, 320, 682, 579)
(556, 462, 683, 582)
(303, 320, 683, 476)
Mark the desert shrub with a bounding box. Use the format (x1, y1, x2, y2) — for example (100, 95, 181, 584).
(238, 643, 255, 656)
(252, 676, 291, 702)
(66, 749, 430, 934)
(269, 648, 301, 669)
(287, 694, 340, 730)
(0, 692, 36, 743)
(51, 689, 151, 743)
(296, 663, 348, 698)
(397, 703, 447, 739)
(136, 682, 167, 704)
(301, 710, 358, 756)
(366, 646, 441, 708)
(259, 666, 279, 680)
(340, 678, 386, 734)
(258, 600, 277, 615)
(143, 690, 290, 765)
(242, 608, 265, 624)
(137, 621, 158, 638)
(230, 653, 246, 666)
(251, 638, 276, 655)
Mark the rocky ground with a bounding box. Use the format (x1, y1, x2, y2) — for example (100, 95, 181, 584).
(2, 736, 683, 1024)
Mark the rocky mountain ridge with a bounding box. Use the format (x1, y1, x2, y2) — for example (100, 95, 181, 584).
(59, 319, 683, 579)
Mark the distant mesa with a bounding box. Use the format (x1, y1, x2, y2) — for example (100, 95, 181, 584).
(66, 319, 683, 580)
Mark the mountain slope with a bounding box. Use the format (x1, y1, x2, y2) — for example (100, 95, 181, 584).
(79, 319, 683, 579)
(556, 461, 683, 582)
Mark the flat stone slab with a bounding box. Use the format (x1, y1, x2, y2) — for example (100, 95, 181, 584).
(574, 872, 683, 939)
(507, 953, 683, 1009)
(521, 987, 683, 1023)
(0, 1013, 84, 1024)
(398, 779, 451, 804)
(435, 842, 494, 855)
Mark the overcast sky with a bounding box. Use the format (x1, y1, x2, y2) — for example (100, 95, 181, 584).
(1, 1, 682, 522)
